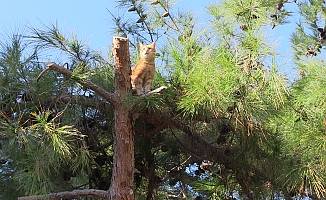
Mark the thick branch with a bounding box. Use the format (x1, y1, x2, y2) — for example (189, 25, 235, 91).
(38, 62, 118, 106)
(18, 189, 109, 200)
(137, 109, 228, 162)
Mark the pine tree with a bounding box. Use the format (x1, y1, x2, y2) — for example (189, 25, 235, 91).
(3, 0, 326, 199)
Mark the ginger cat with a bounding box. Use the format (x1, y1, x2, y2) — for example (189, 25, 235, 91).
(130, 42, 156, 95)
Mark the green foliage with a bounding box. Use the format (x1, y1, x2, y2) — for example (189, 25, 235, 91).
(126, 93, 167, 114)
(176, 47, 240, 117)
(0, 26, 102, 198)
(3, 0, 326, 199)
(270, 60, 326, 197)
(0, 110, 90, 196)
(30, 23, 102, 63)
(71, 62, 92, 82)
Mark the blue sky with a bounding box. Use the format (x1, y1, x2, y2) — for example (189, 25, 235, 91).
(0, 0, 300, 78)
(0, 0, 214, 53)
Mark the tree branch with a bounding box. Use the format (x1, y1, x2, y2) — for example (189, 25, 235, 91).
(18, 189, 109, 200)
(37, 62, 118, 106)
(143, 86, 167, 96)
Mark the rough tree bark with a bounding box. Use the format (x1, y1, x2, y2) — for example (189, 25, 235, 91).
(109, 37, 134, 200)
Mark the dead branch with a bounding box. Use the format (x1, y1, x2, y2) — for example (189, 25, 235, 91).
(37, 62, 118, 106)
(18, 189, 109, 200)
(50, 97, 71, 122)
(36, 63, 68, 82)
(143, 86, 168, 96)
(36, 67, 50, 82)
(36, 62, 71, 82)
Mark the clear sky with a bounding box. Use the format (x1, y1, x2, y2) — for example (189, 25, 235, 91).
(0, 0, 215, 53)
(0, 0, 301, 79)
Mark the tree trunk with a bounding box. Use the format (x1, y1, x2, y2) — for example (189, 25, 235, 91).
(109, 37, 134, 200)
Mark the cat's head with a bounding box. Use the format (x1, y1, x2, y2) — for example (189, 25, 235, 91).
(139, 42, 156, 59)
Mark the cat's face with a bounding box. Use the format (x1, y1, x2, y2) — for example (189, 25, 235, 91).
(139, 42, 156, 59)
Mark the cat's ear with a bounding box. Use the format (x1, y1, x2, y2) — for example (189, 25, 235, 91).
(151, 42, 156, 47)
(139, 43, 144, 48)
